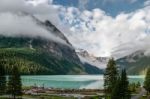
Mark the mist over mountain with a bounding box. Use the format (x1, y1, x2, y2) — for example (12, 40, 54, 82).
(0, 11, 103, 74)
(77, 49, 109, 69)
(117, 50, 150, 75)
(1, 0, 150, 59)
(0, 12, 68, 45)
(0, 0, 150, 75)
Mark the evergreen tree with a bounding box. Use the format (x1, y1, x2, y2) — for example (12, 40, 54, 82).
(104, 58, 118, 98)
(111, 77, 121, 99)
(111, 69, 131, 99)
(144, 68, 150, 93)
(0, 64, 6, 95)
(120, 69, 131, 99)
(7, 66, 22, 99)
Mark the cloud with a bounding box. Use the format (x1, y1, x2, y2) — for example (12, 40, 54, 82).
(144, 0, 150, 6)
(26, 0, 53, 6)
(59, 3, 150, 58)
(0, 0, 68, 45)
(0, 0, 149, 59)
(0, 12, 67, 44)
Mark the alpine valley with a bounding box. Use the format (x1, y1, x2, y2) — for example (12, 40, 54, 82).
(0, 12, 149, 75)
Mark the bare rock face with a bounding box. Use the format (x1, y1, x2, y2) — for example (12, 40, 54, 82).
(76, 49, 109, 69)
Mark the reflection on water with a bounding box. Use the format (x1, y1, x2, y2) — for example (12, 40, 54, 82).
(21, 75, 145, 89)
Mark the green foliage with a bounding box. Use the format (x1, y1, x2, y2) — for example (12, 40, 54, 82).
(144, 68, 150, 93)
(111, 77, 121, 99)
(120, 69, 131, 99)
(104, 58, 118, 98)
(7, 66, 22, 99)
(129, 82, 141, 93)
(137, 81, 141, 87)
(90, 96, 102, 99)
(0, 48, 84, 75)
(0, 36, 102, 75)
(83, 63, 103, 74)
(111, 69, 131, 99)
(0, 64, 6, 95)
(104, 58, 131, 99)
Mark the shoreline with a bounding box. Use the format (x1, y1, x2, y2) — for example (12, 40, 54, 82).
(23, 86, 104, 98)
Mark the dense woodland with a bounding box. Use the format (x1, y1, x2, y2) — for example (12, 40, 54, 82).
(0, 36, 103, 75)
(0, 48, 84, 75)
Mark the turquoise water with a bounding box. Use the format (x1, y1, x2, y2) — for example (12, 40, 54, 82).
(21, 75, 145, 89)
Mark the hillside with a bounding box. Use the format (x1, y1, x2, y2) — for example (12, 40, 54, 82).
(116, 51, 150, 75)
(0, 13, 102, 75)
(0, 48, 85, 75)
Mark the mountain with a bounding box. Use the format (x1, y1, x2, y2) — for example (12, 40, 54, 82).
(0, 13, 101, 75)
(116, 50, 150, 75)
(77, 49, 109, 74)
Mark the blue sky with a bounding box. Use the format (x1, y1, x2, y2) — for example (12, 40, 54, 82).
(53, 0, 145, 16)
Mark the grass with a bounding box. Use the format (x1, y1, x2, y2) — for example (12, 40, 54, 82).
(140, 96, 147, 99)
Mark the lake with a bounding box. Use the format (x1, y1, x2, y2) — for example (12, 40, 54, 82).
(22, 75, 145, 89)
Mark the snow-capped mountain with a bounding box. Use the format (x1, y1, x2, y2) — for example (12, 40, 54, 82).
(76, 49, 109, 69)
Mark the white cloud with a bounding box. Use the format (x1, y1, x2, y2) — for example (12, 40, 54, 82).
(59, 4, 150, 58)
(26, 0, 53, 6)
(0, 0, 150, 59)
(0, 0, 68, 45)
(0, 12, 67, 44)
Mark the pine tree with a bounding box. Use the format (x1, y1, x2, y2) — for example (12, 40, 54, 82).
(104, 58, 118, 98)
(0, 64, 6, 95)
(111, 77, 121, 99)
(136, 81, 141, 88)
(7, 66, 22, 99)
(144, 68, 150, 93)
(111, 69, 131, 99)
(120, 69, 131, 99)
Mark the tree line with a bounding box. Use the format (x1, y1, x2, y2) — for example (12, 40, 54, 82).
(104, 58, 150, 99)
(104, 58, 131, 99)
(0, 64, 22, 99)
(144, 67, 150, 95)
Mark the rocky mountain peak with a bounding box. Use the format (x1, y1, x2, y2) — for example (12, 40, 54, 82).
(76, 49, 109, 69)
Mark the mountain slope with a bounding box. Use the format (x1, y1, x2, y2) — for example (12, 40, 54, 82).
(0, 13, 102, 75)
(76, 49, 108, 74)
(77, 49, 108, 69)
(0, 48, 84, 75)
(116, 50, 150, 75)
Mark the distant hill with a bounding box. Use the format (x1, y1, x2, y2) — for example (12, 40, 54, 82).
(116, 50, 150, 75)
